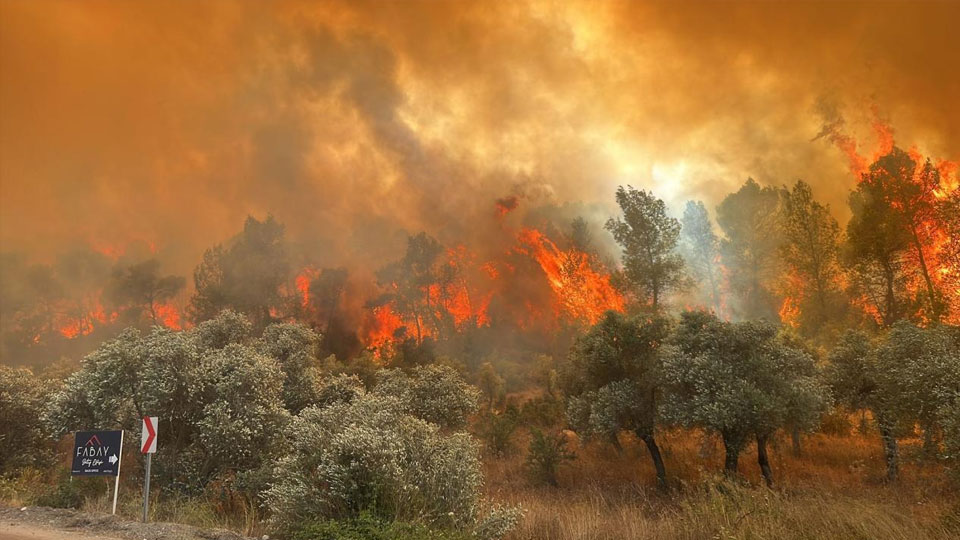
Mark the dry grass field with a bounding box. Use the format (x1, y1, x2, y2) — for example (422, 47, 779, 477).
(485, 427, 959, 540)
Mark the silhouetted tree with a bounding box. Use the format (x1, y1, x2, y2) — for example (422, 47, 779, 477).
(779, 180, 845, 334)
(846, 148, 945, 324)
(680, 200, 723, 315)
(716, 179, 783, 320)
(606, 186, 686, 310)
(376, 232, 444, 343)
(106, 259, 185, 325)
(189, 216, 289, 329)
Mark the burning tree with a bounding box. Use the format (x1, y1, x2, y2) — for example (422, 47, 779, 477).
(845, 148, 949, 326)
(778, 180, 845, 335)
(105, 258, 185, 328)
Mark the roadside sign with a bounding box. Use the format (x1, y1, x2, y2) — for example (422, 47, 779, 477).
(71, 429, 124, 515)
(141, 416, 158, 523)
(141, 417, 157, 453)
(71, 430, 123, 476)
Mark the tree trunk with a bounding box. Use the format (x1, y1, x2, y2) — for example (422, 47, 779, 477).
(878, 422, 899, 482)
(791, 426, 802, 457)
(609, 432, 623, 454)
(640, 433, 668, 490)
(757, 434, 773, 487)
(909, 225, 940, 320)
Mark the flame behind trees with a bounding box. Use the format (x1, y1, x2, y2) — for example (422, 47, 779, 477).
(105, 259, 185, 328)
(778, 181, 845, 335)
(189, 216, 289, 330)
(846, 147, 952, 325)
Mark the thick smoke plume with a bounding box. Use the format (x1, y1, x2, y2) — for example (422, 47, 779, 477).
(1, 1, 958, 366)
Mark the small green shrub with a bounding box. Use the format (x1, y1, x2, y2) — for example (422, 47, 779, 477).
(819, 408, 853, 436)
(525, 429, 575, 487)
(480, 407, 519, 457)
(33, 476, 105, 509)
(520, 395, 565, 427)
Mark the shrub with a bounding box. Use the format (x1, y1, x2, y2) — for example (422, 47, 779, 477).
(315, 373, 366, 407)
(477, 362, 506, 410)
(265, 394, 517, 539)
(480, 407, 520, 457)
(525, 429, 575, 487)
(0, 366, 57, 473)
(519, 395, 564, 427)
(258, 322, 323, 413)
(45, 311, 290, 494)
(374, 364, 480, 429)
(33, 475, 105, 509)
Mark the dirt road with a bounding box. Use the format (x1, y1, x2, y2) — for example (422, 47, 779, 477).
(0, 507, 252, 540)
(0, 521, 121, 540)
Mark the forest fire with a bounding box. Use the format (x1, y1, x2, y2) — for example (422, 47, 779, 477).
(826, 120, 960, 326)
(516, 228, 624, 324)
(354, 227, 622, 353)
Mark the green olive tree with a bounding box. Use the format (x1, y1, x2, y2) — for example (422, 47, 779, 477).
(561, 311, 671, 488)
(663, 311, 829, 486)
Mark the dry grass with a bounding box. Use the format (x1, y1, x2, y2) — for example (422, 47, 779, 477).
(486, 428, 959, 540)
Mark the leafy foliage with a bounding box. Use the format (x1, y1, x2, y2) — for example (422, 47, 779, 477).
(265, 392, 519, 538)
(717, 179, 783, 320)
(663, 311, 830, 481)
(0, 366, 57, 473)
(525, 429, 575, 487)
(778, 180, 846, 335)
(374, 364, 480, 430)
(45, 311, 292, 492)
(606, 186, 687, 310)
(680, 200, 723, 315)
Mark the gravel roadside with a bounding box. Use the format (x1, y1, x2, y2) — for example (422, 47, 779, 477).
(0, 506, 256, 540)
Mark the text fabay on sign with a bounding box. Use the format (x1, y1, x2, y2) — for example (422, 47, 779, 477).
(71, 430, 123, 476)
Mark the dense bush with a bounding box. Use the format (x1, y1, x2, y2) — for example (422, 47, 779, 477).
(0, 366, 57, 474)
(519, 395, 564, 427)
(44, 311, 295, 493)
(264, 393, 519, 538)
(374, 364, 480, 429)
(525, 429, 575, 487)
(479, 407, 520, 457)
(258, 323, 323, 413)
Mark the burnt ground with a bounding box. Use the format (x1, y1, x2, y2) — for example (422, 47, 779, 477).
(0, 506, 257, 540)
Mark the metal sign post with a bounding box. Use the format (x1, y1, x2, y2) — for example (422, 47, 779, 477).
(140, 417, 158, 523)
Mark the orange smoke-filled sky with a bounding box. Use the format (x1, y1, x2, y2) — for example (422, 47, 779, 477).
(2, 0, 958, 272)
